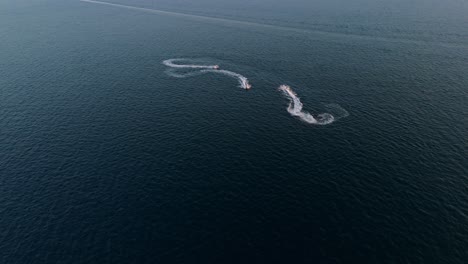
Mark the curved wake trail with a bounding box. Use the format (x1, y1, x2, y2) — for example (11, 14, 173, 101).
(163, 59, 251, 89)
(279, 85, 347, 125)
(163, 59, 347, 125)
(162, 59, 219, 70)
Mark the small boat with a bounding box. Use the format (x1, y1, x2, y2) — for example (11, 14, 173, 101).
(213, 65, 220, 69)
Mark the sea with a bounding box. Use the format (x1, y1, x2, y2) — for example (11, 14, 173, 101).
(1, 0, 467, 263)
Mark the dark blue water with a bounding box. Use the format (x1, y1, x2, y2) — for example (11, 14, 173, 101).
(1, 0, 467, 263)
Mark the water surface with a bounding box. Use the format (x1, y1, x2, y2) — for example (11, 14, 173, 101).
(1, 0, 467, 263)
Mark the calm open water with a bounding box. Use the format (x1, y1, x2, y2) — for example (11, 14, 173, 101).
(1, 0, 467, 263)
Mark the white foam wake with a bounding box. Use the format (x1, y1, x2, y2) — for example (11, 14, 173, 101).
(163, 59, 251, 89)
(279, 85, 347, 125)
(162, 59, 219, 70)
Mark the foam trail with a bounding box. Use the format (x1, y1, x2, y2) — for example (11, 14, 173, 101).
(163, 59, 251, 89)
(163, 59, 218, 69)
(279, 85, 338, 125)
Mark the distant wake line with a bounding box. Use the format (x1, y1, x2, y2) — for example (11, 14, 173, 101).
(79, 0, 467, 50)
(78, 0, 274, 29)
(279, 85, 348, 125)
(163, 59, 251, 89)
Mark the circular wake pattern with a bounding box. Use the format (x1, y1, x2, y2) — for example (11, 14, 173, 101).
(162, 59, 252, 89)
(278, 85, 348, 125)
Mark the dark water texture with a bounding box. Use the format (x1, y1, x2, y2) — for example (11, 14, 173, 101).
(1, 0, 467, 263)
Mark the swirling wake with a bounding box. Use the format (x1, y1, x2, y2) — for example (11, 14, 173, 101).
(163, 59, 348, 125)
(278, 85, 348, 125)
(162, 59, 251, 89)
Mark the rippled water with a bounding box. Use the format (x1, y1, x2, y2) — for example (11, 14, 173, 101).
(1, 0, 467, 263)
